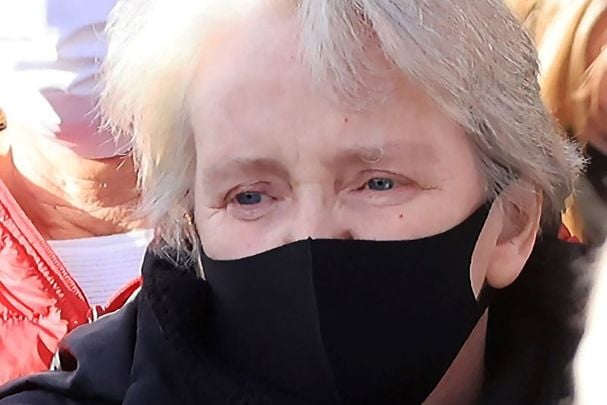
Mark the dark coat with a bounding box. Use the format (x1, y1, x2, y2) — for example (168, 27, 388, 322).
(0, 235, 588, 405)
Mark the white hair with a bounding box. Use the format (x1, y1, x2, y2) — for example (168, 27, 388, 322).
(102, 0, 583, 260)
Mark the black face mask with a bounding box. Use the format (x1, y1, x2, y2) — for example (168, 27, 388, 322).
(201, 204, 494, 404)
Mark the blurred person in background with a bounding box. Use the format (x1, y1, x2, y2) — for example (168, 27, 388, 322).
(575, 241, 607, 405)
(0, 0, 588, 403)
(0, 0, 150, 384)
(506, 0, 607, 247)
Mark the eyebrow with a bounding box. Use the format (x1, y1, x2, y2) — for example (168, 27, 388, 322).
(200, 157, 290, 184)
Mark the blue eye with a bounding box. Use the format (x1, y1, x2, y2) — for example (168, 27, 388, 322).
(235, 192, 263, 205)
(367, 178, 394, 191)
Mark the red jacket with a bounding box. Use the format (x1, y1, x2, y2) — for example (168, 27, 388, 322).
(0, 179, 141, 385)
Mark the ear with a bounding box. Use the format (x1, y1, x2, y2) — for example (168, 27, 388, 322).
(485, 182, 542, 289)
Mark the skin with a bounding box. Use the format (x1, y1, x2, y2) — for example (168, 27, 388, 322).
(0, 121, 142, 240)
(189, 7, 541, 404)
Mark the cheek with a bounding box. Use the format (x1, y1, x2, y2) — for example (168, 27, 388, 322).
(192, 175, 279, 259)
(195, 206, 285, 260)
(339, 198, 444, 240)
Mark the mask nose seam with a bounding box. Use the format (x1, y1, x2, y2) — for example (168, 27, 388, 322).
(306, 239, 343, 402)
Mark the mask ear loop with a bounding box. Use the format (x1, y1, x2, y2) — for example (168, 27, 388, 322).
(184, 212, 206, 280)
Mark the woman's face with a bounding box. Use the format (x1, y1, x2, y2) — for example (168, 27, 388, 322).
(189, 13, 487, 260)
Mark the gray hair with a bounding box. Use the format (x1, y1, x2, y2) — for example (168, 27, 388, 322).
(101, 0, 583, 260)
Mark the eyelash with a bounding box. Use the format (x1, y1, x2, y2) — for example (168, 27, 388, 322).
(225, 184, 276, 220)
(228, 176, 403, 204)
(224, 173, 419, 222)
(356, 170, 416, 190)
(357, 177, 396, 192)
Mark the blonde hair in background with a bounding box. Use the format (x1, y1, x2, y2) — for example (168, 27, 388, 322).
(505, 0, 607, 137)
(102, 0, 582, 262)
(505, 0, 607, 240)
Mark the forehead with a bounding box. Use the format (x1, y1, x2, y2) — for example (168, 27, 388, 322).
(189, 9, 313, 120)
(188, 8, 468, 164)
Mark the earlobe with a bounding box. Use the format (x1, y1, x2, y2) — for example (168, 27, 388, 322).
(485, 184, 542, 289)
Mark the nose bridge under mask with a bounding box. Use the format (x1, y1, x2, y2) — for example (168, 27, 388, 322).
(284, 190, 353, 243)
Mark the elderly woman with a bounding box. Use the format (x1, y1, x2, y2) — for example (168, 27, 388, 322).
(0, 0, 587, 404)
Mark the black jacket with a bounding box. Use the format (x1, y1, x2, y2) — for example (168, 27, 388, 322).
(0, 236, 588, 405)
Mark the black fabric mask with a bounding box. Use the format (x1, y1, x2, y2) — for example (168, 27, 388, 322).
(201, 204, 494, 404)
